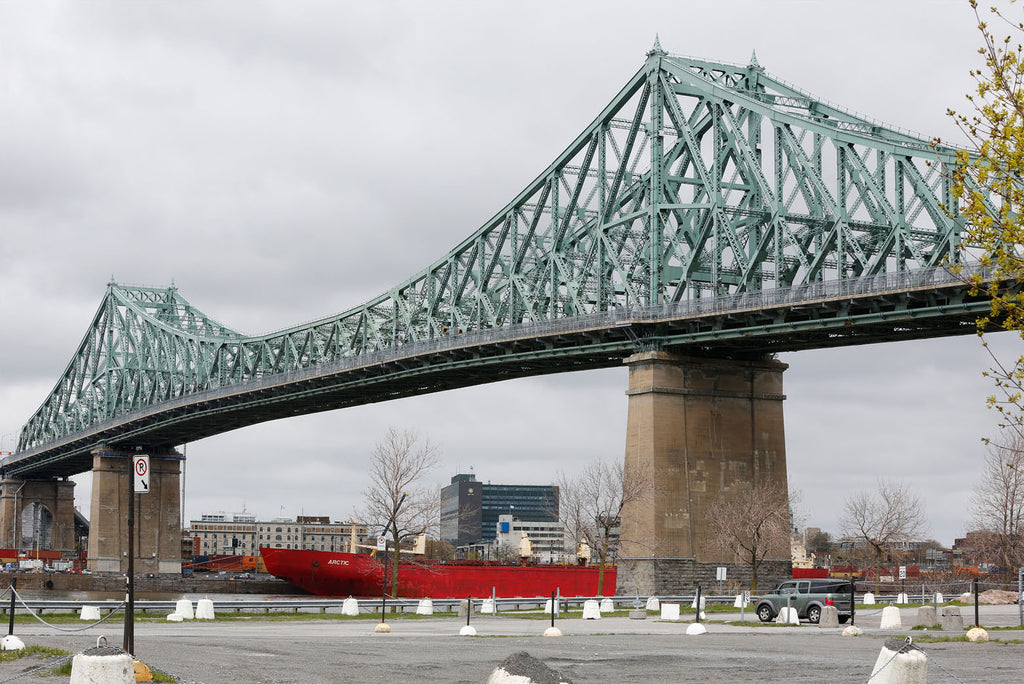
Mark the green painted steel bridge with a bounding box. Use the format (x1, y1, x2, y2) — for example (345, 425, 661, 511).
(4, 45, 998, 478)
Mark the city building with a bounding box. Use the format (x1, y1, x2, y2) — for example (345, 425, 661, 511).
(188, 512, 371, 557)
(440, 472, 559, 547)
(492, 514, 568, 562)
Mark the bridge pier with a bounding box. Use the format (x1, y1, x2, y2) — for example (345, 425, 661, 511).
(87, 447, 183, 575)
(0, 478, 76, 554)
(617, 351, 792, 595)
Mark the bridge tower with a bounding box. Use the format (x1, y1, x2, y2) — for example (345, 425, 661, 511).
(0, 478, 76, 555)
(617, 351, 791, 594)
(86, 447, 183, 574)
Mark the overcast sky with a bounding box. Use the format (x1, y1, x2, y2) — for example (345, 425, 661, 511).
(0, 1, 1018, 549)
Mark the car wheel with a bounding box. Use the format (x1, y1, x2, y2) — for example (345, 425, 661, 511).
(756, 604, 774, 622)
(807, 605, 821, 624)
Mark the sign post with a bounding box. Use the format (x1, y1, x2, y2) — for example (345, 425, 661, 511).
(124, 453, 149, 655)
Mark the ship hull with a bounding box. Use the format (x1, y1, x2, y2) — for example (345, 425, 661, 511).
(259, 548, 616, 598)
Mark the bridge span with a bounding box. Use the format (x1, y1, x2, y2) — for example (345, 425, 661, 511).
(0, 45, 1003, 593)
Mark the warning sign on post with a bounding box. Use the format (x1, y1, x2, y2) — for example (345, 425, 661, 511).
(133, 456, 150, 493)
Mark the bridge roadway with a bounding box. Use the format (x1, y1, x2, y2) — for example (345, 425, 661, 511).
(4, 263, 998, 479)
(1, 604, 1021, 683)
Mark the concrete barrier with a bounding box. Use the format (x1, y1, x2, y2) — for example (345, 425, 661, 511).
(916, 605, 939, 628)
(896, 593, 908, 604)
(69, 645, 134, 684)
(966, 627, 989, 642)
(868, 637, 926, 684)
(863, 592, 876, 605)
(0, 635, 24, 651)
(776, 607, 799, 625)
(879, 605, 902, 630)
(480, 598, 496, 614)
(582, 600, 601, 620)
(175, 599, 194, 620)
(79, 606, 101, 621)
(342, 597, 359, 616)
(940, 606, 963, 631)
(195, 598, 215, 620)
(733, 594, 748, 608)
(685, 623, 707, 635)
(645, 597, 660, 611)
(166, 613, 184, 622)
(818, 605, 839, 628)
(599, 598, 614, 613)
(659, 603, 680, 621)
(934, 592, 944, 604)
(416, 599, 433, 616)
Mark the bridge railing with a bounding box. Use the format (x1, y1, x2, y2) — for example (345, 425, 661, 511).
(10, 262, 991, 461)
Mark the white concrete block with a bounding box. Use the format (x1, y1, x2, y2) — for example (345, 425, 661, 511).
(646, 596, 660, 611)
(879, 605, 902, 630)
(342, 597, 360, 616)
(166, 613, 184, 622)
(69, 652, 134, 684)
(842, 625, 863, 637)
(685, 622, 707, 635)
(195, 598, 215, 620)
(542, 626, 562, 637)
(79, 606, 101, 621)
(690, 595, 706, 609)
(863, 592, 876, 605)
(896, 593, 908, 604)
(733, 594, 748, 608)
(175, 599, 194, 620)
(459, 624, 477, 636)
(600, 598, 615, 613)
(415, 599, 433, 616)
(0, 635, 24, 651)
(660, 603, 680, 621)
(966, 627, 989, 642)
(869, 640, 927, 684)
(934, 592, 943, 604)
(480, 598, 496, 614)
(776, 607, 799, 624)
(582, 600, 601, 620)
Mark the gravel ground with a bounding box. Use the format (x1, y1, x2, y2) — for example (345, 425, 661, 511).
(0, 605, 1020, 683)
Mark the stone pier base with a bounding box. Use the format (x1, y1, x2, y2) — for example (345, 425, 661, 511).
(617, 351, 791, 596)
(87, 447, 183, 574)
(616, 558, 792, 596)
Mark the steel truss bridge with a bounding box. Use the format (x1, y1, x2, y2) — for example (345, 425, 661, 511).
(5, 44, 999, 479)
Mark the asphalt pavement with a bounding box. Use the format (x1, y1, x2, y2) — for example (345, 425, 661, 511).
(0, 604, 1020, 683)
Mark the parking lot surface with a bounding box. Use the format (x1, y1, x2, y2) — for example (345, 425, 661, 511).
(0, 605, 1020, 683)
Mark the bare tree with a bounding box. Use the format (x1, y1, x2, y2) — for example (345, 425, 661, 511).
(558, 458, 653, 596)
(358, 427, 440, 598)
(970, 432, 1024, 580)
(840, 479, 926, 569)
(707, 480, 793, 591)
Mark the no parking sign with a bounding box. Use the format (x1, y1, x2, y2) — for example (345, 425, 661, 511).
(133, 455, 150, 493)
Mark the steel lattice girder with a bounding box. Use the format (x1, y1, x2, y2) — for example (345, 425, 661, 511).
(17, 47, 988, 455)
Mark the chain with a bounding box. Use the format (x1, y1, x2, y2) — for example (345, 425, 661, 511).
(11, 588, 126, 633)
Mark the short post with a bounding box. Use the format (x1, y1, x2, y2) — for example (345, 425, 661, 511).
(7, 578, 15, 635)
(973, 577, 980, 628)
(850, 579, 856, 626)
(466, 596, 472, 628)
(740, 589, 746, 623)
(492, 586, 496, 615)
(1018, 567, 1022, 628)
(695, 584, 702, 624)
(550, 591, 556, 629)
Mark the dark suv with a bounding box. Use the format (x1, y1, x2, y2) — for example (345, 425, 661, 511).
(754, 579, 853, 624)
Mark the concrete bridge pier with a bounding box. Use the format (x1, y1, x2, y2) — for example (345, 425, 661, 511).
(87, 447, 183, 575)
(0, 478, 76, 553)
(617, 351, 792, 595)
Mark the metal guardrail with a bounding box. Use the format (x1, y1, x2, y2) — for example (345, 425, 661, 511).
(3, 592, 948, 616)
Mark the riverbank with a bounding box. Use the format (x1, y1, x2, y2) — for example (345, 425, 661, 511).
(0, 571, 299, 595)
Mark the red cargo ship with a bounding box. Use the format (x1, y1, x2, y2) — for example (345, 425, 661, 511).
(259, 547, 616, 598)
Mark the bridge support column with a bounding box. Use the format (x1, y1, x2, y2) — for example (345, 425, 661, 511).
(87, 447, 182, 575)
(617, 351, 792, 595)
(0, 478, 76, 553)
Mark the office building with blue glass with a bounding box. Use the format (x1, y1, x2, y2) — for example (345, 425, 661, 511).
(440, 473, 559, 547)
